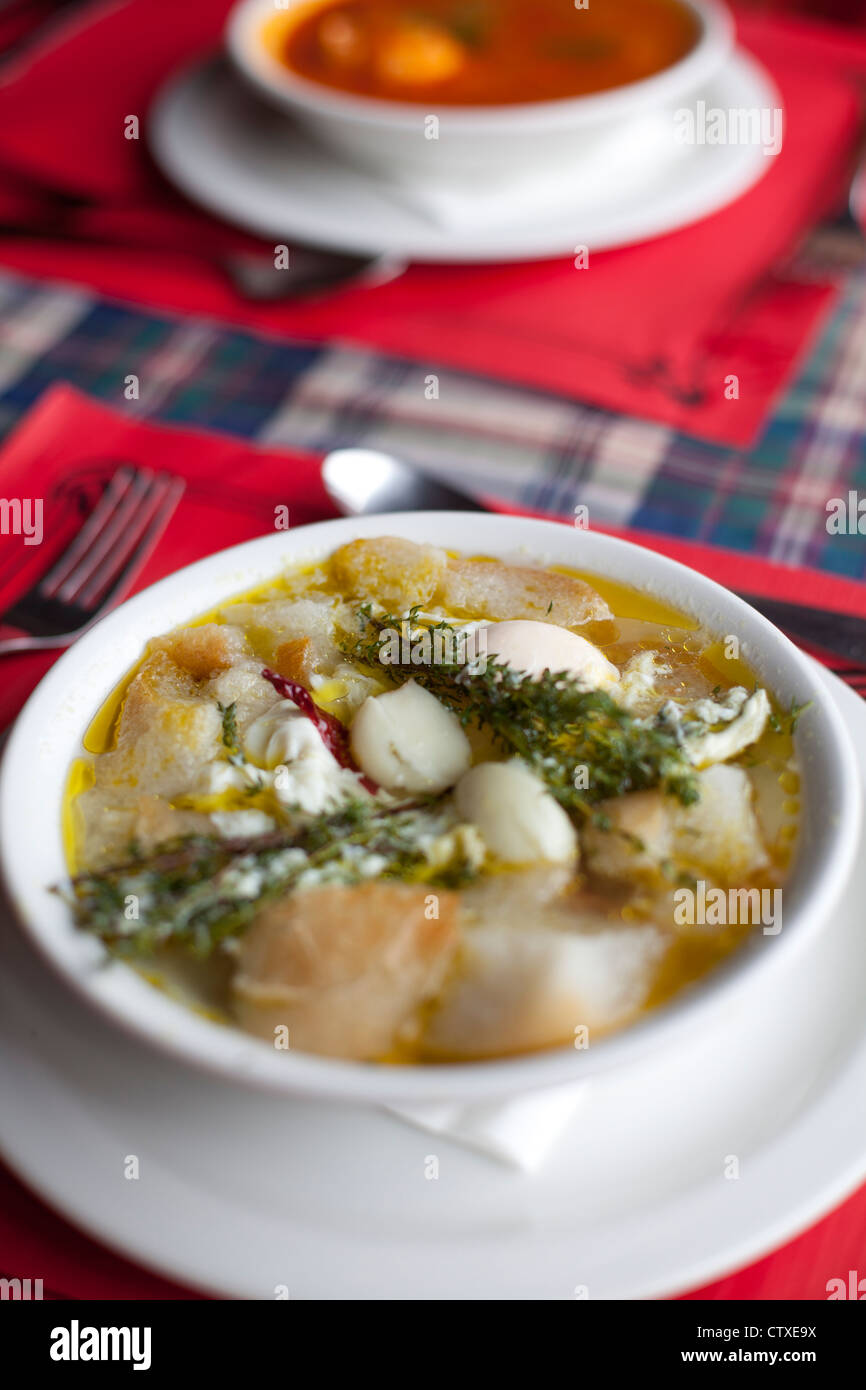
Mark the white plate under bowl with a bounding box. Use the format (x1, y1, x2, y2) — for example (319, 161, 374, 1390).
(0, 663, 863, 1300)
(148, 49, 777, 261)
(0, 514, 859, 1109)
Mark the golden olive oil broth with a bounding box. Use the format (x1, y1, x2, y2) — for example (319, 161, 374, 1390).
(64, 556, 800, 1055)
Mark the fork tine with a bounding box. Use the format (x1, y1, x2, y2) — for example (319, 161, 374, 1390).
(40, 467, 140, 596)
(76, 474, 185, 610)
(55, 468, 160, 603)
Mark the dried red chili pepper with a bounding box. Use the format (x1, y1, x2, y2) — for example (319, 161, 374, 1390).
(261, 668, 378, 793)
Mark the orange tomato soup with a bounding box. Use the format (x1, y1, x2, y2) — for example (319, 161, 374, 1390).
(266, 0, 700, 106)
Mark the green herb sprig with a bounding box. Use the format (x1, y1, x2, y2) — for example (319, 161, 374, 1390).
(217, 699, 248, 772)
(769, 698, 811, 736)
(345, 608, 699, 817)
(60, 799, 475, 958)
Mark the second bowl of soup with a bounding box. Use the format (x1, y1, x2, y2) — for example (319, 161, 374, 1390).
(226, 0, 734, 185)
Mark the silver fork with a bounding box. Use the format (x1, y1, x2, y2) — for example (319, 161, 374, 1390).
(0, 465, 185, 655)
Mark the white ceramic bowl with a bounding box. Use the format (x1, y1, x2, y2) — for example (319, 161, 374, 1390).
(1, 513, 861, 1104)
(225, 0, 734, 185)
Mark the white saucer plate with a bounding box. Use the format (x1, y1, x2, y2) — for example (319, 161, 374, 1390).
(149, 50, 778, 262)
(0, 664, 863, 1300)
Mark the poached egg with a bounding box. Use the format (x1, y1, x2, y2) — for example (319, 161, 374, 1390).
(482, 620, 618, 687)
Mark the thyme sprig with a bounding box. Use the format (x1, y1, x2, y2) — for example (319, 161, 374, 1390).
(769, 698, 811, 735)
(345, 606, 699, 817)
(59, 799, 475, 958)
(217, 699, 247, 771)
(218, 700, 238, 752)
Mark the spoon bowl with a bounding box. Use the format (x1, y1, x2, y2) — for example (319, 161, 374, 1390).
(321, 448, 486, 516)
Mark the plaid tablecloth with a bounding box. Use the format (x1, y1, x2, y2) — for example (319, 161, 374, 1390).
(0, 220, 865, 580)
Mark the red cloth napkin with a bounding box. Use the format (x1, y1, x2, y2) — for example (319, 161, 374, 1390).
(0, 3, 861, 447)
(1, 384, 865, 1299)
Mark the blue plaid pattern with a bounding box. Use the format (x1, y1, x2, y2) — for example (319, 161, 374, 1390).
(0, 240, 864, 579)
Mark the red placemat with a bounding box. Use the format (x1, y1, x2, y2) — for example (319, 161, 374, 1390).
(0, 3, 861, 447)
(0, 383, 864, 1300)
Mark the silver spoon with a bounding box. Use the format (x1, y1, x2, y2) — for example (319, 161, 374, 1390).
(222, 247, 407, 301)
(320, 448, 866, 666)
(0, 214, 407, 303)
(321, 448, 485, 515)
